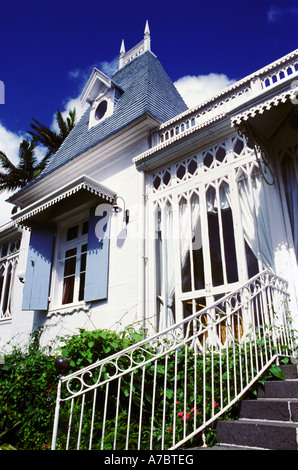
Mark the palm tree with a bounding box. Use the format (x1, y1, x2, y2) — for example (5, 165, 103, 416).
(0, 138, 49, 193)
(28, 108, 76, 158)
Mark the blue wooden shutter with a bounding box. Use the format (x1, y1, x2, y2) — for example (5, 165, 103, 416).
(22, 224, 55, 310)
(84, 204, 111, 302)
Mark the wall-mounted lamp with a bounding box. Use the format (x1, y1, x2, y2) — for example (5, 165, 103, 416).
(112, 196, 129, 224)
(17, 270, 26, 283)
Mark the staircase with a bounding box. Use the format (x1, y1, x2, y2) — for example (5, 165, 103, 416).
(51, 270, 295, 450)
(212, 363, 298, 450)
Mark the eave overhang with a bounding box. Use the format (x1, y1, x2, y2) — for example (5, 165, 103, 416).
(11, 175, 115, 229)
(230, 86, 298, 151)
(133, 112, 230, 172)
(0, 220, 22, 240)
(231, 86, 297, 127)
(7, 113, 161, 210)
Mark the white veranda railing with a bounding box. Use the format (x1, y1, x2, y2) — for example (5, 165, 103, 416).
(51, 270, 295, 450)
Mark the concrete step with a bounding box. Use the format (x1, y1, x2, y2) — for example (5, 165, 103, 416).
(198, 443, 266, 450)
(280, 364, 298, 379)
(216, 418, 298, 450)
(212, 365, 298, 450)
(240, 398, 298, 421)
(257, 379, 298, 399)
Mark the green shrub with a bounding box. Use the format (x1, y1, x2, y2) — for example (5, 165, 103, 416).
(0, 325, 290, 450)
(0, 327, 144, 450)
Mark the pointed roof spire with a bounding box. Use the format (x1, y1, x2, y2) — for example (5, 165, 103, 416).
(144, 20, 151, 52)
(120, 39, 126, 55)
(119, 39, 126, 69)
(144, 20, 150, 37)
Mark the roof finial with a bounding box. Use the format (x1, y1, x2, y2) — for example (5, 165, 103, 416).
(144, 20, 150, 37)
(119, 39, 126, 69)
(120, 39, 126, 55)
(144, 20, 151, 51)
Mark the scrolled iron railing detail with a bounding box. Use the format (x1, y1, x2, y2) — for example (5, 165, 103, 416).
(51, 270, 295, 450)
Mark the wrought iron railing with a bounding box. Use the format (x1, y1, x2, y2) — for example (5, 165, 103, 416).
(51, 270, 295, 450)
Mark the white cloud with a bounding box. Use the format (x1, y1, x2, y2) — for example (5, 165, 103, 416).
(267, 5, 298, 23)
(0, 124, 23, 165)
(0, 124, 25, 226)
(174, 73, 236, 108)
(0, 124, 48, 227)
(0, 189, 16, 226)
(68, 69, 81, 79)
(99, 57, 119, 77)
(51, 96, 89, 133)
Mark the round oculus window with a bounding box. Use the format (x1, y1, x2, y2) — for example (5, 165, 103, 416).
(95, 100, 108, 121)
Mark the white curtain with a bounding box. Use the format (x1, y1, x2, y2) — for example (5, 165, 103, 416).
(158, 203, 176, 331)
(206, 183, 230, 213)
(238, 171, 274, 270)
(157, 169, 276, 331)
(179, 193, 202, 289)
(159, 194, 202, 329)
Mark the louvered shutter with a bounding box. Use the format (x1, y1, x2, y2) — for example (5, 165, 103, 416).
(84, 204, 111, 302)
(22, 224, 55, 310)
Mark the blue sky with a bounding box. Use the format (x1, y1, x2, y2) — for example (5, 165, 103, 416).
(0, 0, 297, 222)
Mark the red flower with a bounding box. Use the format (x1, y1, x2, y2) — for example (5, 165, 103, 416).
(182, 413, 191, 421)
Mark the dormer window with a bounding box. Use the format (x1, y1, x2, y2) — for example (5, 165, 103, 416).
(88, 88, 118, 129)
(95, 100, 108, 121)
(80, 67, 122, 129)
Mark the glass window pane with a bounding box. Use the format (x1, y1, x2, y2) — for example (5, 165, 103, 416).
(62, 276, 75, 304)
(206, 186, 224, 287)
(79, 272, 85, 301)
(80, 253, 86, 272)
(222, 208, 238, 283)
(64, 257, 76, 277)
(66, 225, 79, 241)
(65, 247, 77, 258)
(82, 221, 89, 235)
(207, 211, 224, 287)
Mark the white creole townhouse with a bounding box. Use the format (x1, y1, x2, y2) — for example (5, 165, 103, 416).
(0, 23, 297, 351)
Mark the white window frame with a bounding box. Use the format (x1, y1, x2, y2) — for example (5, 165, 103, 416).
(0, 237, 21, 321)
(49, 206, 91, 315)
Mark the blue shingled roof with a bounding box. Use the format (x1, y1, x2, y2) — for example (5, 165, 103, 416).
(41, 51, 187, 176)
(9, 51, 187, 204)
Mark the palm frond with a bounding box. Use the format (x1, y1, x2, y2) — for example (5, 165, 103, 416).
(0, 108, 77, 193)
(56, 109, 68, 139)
(28, 108, 76, 156)
(0, 151, 17, 172)
(28, 118, 59, 154)
(56, 108, 76, 140)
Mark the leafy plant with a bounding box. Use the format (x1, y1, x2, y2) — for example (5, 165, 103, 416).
(0, 323, 295, 450)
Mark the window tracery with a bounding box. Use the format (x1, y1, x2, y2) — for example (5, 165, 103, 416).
(0, 236, 21, 321)
(148, 135, 268, 330)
